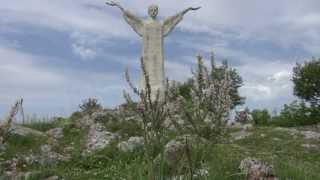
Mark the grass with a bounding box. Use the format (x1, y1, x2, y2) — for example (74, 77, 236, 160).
(22, 117, 70, 132)
(1, 119, 320, 179)
(2, 134, 47, 159)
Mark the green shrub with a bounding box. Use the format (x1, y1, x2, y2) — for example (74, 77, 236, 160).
(251, 109, 271, 126)
(270, 101, 319, 127)
(69, 111, 82, 121)
(79, 98, 102, 115)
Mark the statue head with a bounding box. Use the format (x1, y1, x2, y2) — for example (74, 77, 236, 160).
(148, 4, 159, 19)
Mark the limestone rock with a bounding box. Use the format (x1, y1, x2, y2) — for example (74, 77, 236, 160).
(22, 145, 69, 166)
(38, 145, 69, 165)
(275, 127, 320, 139)
(171, 168, 209, 180)
(163, 139, 185, 167)
(300, 130, 320, 139)
(45, 175, 60, 180)
(86, 123, 118, 153)
(118, 136, 144, 152)
(193, 168, 209, 178)
(231, 131, 252, 141)
(242, 123, 253, 131)
(260, 133, 266, 138)
(301, 144, 318, 149)
(46, 128, 63, 139)
(160, 135, 206, 169)
(76, 109, 120, 153)
(229, 122, 253, 131)
(9, 124, 46, 137)
(239, 157, 278, 180)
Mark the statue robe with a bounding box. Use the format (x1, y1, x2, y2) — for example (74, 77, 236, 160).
(122, 10, 184, 99)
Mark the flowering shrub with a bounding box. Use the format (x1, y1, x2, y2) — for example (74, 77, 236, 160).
(0, 99, 23, 144)
(173, 55, 233, 141)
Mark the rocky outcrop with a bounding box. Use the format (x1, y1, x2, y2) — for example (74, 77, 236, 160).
(23, 144, 69, 166)
(9, 124, 46, 137)
(172, 168, 209, 180)
(86, 122, 118, 153)
(159, 135, 206, 170)
(301, 144, 318, 150)
(300, 130, 320, 139)
(231, 130, 252, 141)
(118, 136, 144, 152)
(239, 157, 278, 180)
(275, 127, 320, 139)
(46, 128, 63, 139)
(73, 110, 120, 153)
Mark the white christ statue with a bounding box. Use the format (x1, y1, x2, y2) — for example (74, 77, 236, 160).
(105, 1, 200, 99)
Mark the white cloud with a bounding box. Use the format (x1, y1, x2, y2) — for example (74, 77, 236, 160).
(0, 46, 65, 88)
(1, 0, 318, 114)
(267, 70, 292, 83)
(2, 0, 319, 56)
(0, 0, 133, 38)
(0, 46, 126, 116)
(240, 85, 272, 100)
(72, 43, 97, 59)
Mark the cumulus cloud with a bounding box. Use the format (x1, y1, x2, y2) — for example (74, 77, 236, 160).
(1, 0, 319, 115)
(0, 46, 66, 88)
(72, 43, 97, 59)
(0, 46, 126, 116)
(2, 0, 319, 55)
(267, 70, 292, 83)
(0, 0, 132, 38)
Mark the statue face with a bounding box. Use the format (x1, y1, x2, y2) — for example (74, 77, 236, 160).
(148, 5, 158, 19)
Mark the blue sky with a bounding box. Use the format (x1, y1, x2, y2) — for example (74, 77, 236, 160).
(1, 0, 320, 118)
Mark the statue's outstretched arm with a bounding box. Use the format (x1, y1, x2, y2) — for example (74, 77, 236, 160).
(181, 7, 201, 16)
(105, 1, 125, 12)
(163, 6, 201, 36)
(106, 1, 143, 36)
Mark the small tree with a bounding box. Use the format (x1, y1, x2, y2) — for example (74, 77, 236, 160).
(79, 98, 102, 115)
(210, 52, 244, 109)
(176, 52, 244, 110)
(270, 101, 318, 127)
(251, 109, 271, 126)
(174, 54, 233, 141)
(292, 58, 320, 108)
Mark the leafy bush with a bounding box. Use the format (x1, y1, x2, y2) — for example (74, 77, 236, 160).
(251, 109, 271, 126)
(293, 58, 320, 108)
(79, 98, 102, 115)
(69, 111, 82, 121)
(270, 101, 319, 127)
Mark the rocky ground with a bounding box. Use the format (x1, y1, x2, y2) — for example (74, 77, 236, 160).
(0, 109, 319, 179)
